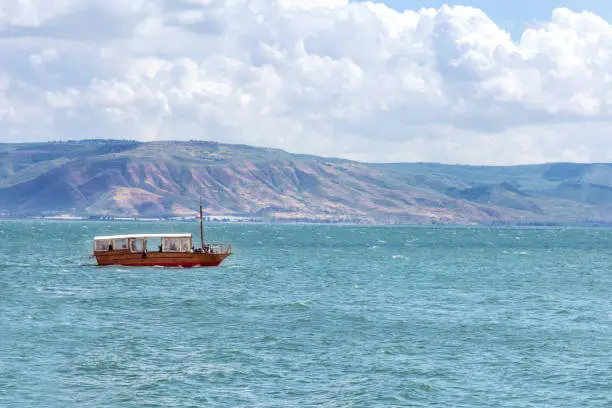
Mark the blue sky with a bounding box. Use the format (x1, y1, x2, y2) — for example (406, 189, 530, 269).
(368, 0, 612, 19)
(357, 0, 612, 36)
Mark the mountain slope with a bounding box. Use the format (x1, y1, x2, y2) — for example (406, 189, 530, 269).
(1, 140, 612, 224)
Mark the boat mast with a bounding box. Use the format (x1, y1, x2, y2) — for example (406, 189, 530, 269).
(199, 196, 205, 249)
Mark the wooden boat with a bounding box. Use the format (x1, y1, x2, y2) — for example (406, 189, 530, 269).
(92, 200, 231, 268)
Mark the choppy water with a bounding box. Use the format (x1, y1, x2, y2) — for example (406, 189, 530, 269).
(1, 220, 611, 407)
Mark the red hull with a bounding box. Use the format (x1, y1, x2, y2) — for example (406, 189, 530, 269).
(94, 250, 230, 268)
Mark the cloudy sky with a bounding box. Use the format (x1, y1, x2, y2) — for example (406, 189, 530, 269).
(2, 0, 612, 164)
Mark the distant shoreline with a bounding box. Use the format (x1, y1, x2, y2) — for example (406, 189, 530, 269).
(3, 215, 612, 228)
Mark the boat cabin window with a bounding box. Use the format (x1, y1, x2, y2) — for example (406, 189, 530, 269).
(163, 238, 179, 252)
(131, 238, 145, 253)
(114, 238, 129, 250)
(94, 239, 110, 251)
(162, 237, 191, 252)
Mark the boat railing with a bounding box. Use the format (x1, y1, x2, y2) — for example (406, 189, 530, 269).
(206, 243, 232, 254)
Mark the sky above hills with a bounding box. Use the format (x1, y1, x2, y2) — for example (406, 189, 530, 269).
(1, 0, 612, 165)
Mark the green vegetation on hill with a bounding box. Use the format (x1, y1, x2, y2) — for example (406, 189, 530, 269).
(0, 140, 611, 224)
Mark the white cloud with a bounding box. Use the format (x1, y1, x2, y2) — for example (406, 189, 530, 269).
(0, 0, 77, 27)
(1, 1, 612, 164)
(29, 48, 58, 67)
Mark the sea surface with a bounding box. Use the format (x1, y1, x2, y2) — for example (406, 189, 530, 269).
(1, 220, 611, 407)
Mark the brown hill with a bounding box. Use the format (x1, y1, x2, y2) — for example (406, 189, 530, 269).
(1, 140, 611, 224)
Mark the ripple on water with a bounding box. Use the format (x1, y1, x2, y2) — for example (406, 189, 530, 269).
(1, 221, 611, 407)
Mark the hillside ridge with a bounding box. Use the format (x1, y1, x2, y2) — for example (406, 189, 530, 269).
(1, 140, 611, 224)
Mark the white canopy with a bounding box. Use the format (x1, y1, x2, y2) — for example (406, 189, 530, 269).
(94, 233, 192, 241)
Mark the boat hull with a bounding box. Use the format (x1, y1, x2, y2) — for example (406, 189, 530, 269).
(94, 250, 230, 267)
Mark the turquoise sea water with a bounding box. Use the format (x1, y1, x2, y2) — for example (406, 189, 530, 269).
(1, 220, 611, 407)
